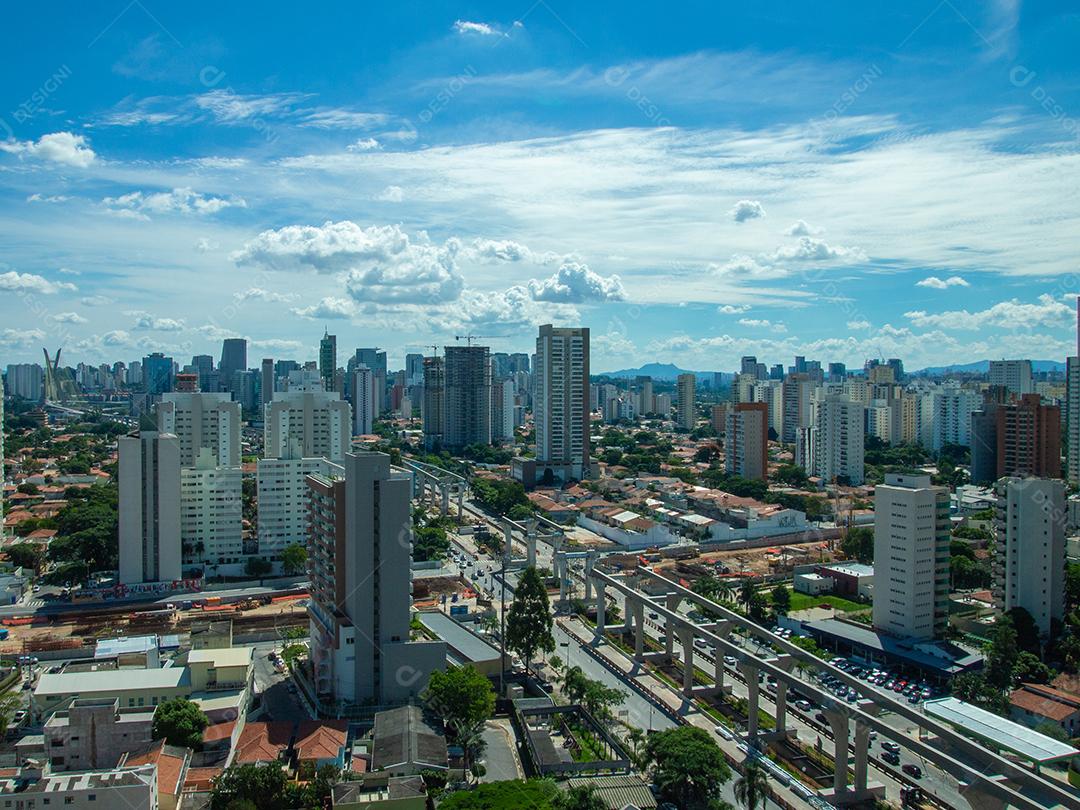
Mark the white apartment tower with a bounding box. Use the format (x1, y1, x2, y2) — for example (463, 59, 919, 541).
(352, 365, 375, 437)
(994, 477, 1066, 637)
(872, 473, 950, 641)
(119, 431, 181, 585)
(989, 359, 1033, 397)
(181, 447, 243, 567)
(676, 373, 696, 430)
(1068, 355, 1080, 487)
(264, 390, 351, 462)
(811, 395, 865, 485)
(157, 391, 241, 468)
(491, 377, 517, 443)
(257, 439, 338, 558)
(534, 325, 590, 480)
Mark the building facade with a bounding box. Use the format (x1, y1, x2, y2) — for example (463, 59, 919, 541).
(725, 402, 768, 481)
(444, 346, 491, 449)
(264, 391, 351, 462)
(676, 373, 695, 431)
(119, 431, 181, 585)
(157, 392, 241, 468)
(533, 325, 590, 481)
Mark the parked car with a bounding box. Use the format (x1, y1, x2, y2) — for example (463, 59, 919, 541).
(794, 700, 812, 711)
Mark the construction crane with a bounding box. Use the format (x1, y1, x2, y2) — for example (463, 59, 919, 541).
(453, 334, 507, 346)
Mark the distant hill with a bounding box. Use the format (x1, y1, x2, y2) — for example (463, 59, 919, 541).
(596, 362, 732, 384)
(912, 359, 1066, 376)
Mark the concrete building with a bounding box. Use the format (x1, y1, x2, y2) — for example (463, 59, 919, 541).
(421, 356, 445, 451)
(444, 345, 491, 449)
(142, 352, 174, 395)
(491, 377, 517, 443)
(405, 352, 425, 386)
(676, 373, 695, 430)
(752, 379, 784, 438)
(43, 698, 154, 771)
(261, 357, 275, 409)
(872, 473, 950, 641)
(352, 365, 375, 437)
(996, 394, 1061, 479)
(989, 359, 1033, 396)
(534, 325, 590, 481)
(307, 452, 445, 707)
(5, 362, 44, 401)
(181, 448, 243, 567)
(218, 337, 247, 390)
(264, 390, 351, 462)
(0, 763, 158, 810)
(156, 392, 241, 468)
(320, 330, 337, 393)
(119, 431, 181, 585)
(781, 373, 812, 443)
(922, 385, 979, 451)
(810, 395, 865, 485)
(257, 444, 338, 557)
(710, 403, 727, 434)
(724, 402, 768, 481)
(994, 477, 1066, 638)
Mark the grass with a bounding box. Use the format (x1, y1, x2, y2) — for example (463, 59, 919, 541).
(786, 592, 866, 613)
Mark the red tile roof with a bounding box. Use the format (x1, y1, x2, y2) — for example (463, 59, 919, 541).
(1010, 684, 1080, 722)
(234, 721, 294, 764)
(202, 720, 236, 743)
(294, 720, 348, 762)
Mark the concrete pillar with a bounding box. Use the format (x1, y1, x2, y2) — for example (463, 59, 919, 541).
(503, 524, 513, 562)
(678, 626, 695, 695)
(584, 550, 597, 601)
(441, 485, 449, 515)
(774, 678, 788, 732)
(824, 710, 850, 794)
(852, 722, 871, 792)
(714, 651, 725, 690)
(595, 582, 607, 637)
(632, 598, 645, 660)
(456, 489, 463, 521)
(526, 531, 537, 568)
(737, 662, 761, 740)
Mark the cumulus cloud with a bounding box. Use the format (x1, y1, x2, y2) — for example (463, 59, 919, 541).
(127, 311, 186, 331)
(81, 295, 114, 306)
(768, 237, 866, 263)
(291, 297, 357, 320)
(916, 275, 970, 289)
(738, 318, 786, 333)
(718, 303, 751, 314)
(346, 138, 380, 152)
(0, 328, 47, 347)
(527, 262, 626, 303)
(194, 324, 241, 340)
(75, 330, 131, 352)
(233, 287, 299, 303)
(0, 132, 96, 167)
(195, 238, 220, 252)
(786, 219, 823, 236)
(0, 271, 76, 295)
(250, 338, 305, 352)
(847, 319, 871, 330)
(712, 255, 785, 280)
(730, 199, 766, 223)
(453, 20, 499, 35)
(103, 187, 245, 217)
(51, 312, 88, 324)
(465, 238, 561, 265)
(905, 294, 1069, 330)
(427, 285, 577, 333)
(377, 185, 404, 202)
(233, 221, 465, 304)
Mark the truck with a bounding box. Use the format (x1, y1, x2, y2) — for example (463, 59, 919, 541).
(449, 604, 469, 617)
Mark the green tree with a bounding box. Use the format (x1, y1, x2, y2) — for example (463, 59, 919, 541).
(152, 698, 209, 750)
(734, 759, 770, 810)
(1006, 607, 1041, 655)
(770, 586, 791, 615)
(506, 566, 555, 674)
(244, 556, 273, 577)
(0, 691, 23, 738)
(554, 783, 607, 810)
(559, 666, 625, 721)
(280, 543, 307, 576)
(424, 665, 495, 745)
(1013, 652, 1054, 685)
(439, 779, 557, 809)
(209, 763, 291, 810)
(5, 543, 44, 571)
(771, 464, 808, 487)
(840, 527, 874, 564)
(985, 618, 1020, 691)
(644, 726, 732, 810)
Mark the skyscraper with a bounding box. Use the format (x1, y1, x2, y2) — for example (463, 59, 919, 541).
(1067, 299, 1080, 487)
(219, 338, 247, 387)
(781, 373, 811, 443)
(306, 452, 446, 705)
(989, 359, 1033, 397)
(142, 352, 174, 395)
(319, 331, 337, 393)
(351, 348, 387, 414)
(180, 448, 243, 568)
(261, 358, 275, 409)
(157, 391, 241, 467)
(352, 365, 375, 436)
(264, 390, 351, 462)
(872, 473, 950, 641)
(4, 363, 44, 401)
(422, 356, 445, 451)
(405, 352, 425, 386)
(534, 325, 590, 481)
(118, 431, 181, 585)
(190, 355, 217, 393)
(676, 373, 695, 430)
(725, 402, 768, 481)
(810, 395, 865, 486)
(444, 345, 491, 449)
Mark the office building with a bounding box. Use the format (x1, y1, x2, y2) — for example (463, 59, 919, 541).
(676, 372, 695, 430)
(142, 352, 174, 395)
(260, 357, 275, 409)
(219, 338, 247, 388)
(810, 395, 865, 486)
(994, 394, 1061, 479)
(534, 325, 590, 481)
(307, 452, 446, 706)
(422, 356, 445, 451)
(353, 365, 376, 436)
(119, 431, 181, 585)
(257, 442, 338, 557)
(351, 348, 387, 414)
(781, 373, 812, 443)
(157, 391, 241, 468)
(181, 448, 243, 567)
(444, 345, 491, 449)
(405, 352, 425, 386)
(989, 360, 1034, 397)
(710, 403, 727, 434)
(319, 330, 337, 393)
(828, 362, 847, 382)
(232, 369, 259, 412)
(4, 363, 44, 401)
(872, 473, 950, 641)
(191, 354, 217, 393)
(491, 377, 516, 442)
(725, 402, 768, 481)
(264, 390, 351, 462)
(994, 477, 1066, 638)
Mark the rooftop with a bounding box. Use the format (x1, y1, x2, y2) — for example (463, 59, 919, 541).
(418, 611, 499, 665)
(924, 696, 1080, 763)
(186, 647, 253, 668)
(371, 705, 447, 772)
(35, 666, 190, 697)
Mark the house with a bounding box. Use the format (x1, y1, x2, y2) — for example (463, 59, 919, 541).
(1010, 683, 1080, 738)
(295, 720, 349, 770)
(233, 721, 295, 765)
(370, 706, 448, 776)
(332, 774, 428, 809)
(119, 739, 191, 810)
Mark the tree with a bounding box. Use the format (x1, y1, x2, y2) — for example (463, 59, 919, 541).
(770, 586, 791, 615)
(985, 618, 1020, 691)
(644, 726, 732, 810)
(734, 759, 770, 810)
(840, 527, 874, 564)
(559, 666, 625, 721)
(554, 784, 608, 810)
(424, 666, 495, 740)
(439, 779, 557, 809)
(152, 698, 209, 750)
(209, 763, 291, 810)
(244, 556, 273, 577)
(5, 543, 44, 571)
(1006, 607, 1041, 655)
(0, 691, 22, 738)
(771, 464, 808, 488)
(506, 566, 555, 674)
(739, 579, 757, 613)
(280, 543, 307, 576)
(1013, 652, 1054, 685)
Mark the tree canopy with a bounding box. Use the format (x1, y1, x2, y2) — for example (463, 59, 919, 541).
(644, 726, 732, 810)
(506, 566, 555, 671)
(152, 698, 209, 750)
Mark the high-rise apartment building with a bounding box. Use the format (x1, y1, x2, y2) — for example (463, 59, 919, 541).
(781, 373, 811, 443)
(260, 358, 275, 409)
(491, 377, 517, 442)
(444, 345, 491, 449)
(422, 356, 445, 451)
(676, 373, 695, 430)
(257, 441, 338, 557)
(995, 394, 1061, 479)
(922, 385, 979, 451)
(218, 338, 247, 387)
(181, 448, 243, 567)
(352, 365, 375, 436)
(319, 331, 337, 393)
(637, 376, 654, 415)
(810, 395, 865, 485)
(872, 473, 950, 641)
(993, 477, 1066, 638)
(989, 359, 1033, 397)
(157, 392, 241, 468)
(405, 353, 425, 386)
(142, 352, 174, 395)
(4, 363, 44, 401)
(119, 431, 181, 585)
(1067, 354, 1080, 487)
(534, 325, 590, 481)
(264, 391, 351, 462)
(351, 349, 387, 414)
(191, 355, 217, 394)
(725, 402, 768, 481)
(307, 452, 445, 706)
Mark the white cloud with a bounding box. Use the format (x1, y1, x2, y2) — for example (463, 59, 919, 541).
(847, 319, 871, 330)
(103, 187, 245, 217)
(786, 219, 822, 236)
(26, 193, 70, 204)
(718, 303, 751, 314)
(465, 238, 561, 265)
(527, 262, 627, 303)
(768, 237, 866, 263)
(291, 297, 357, 319)
(195, 238, 220, 252)
(730, 199, 765, 223)
(74, 330, 131, 353)
(234, 221, 465, 304)
(51, 312, 87, 324)
(738, 318, 786, 333)
(347, 138, 380, 152)
(234, 287, 299, 304)
(250, 338, 305, 352)
(194, 324, 241, 340)
(905, 294, 1070, 330)
(80, 295, 114, 307)
(916, 275, 970, 289)
(712, 255, 785, 280)
(0, 271, 76, 295)
(377, 185, 404, 202)
(57, 267, 80, 275)
(453, 20, 498, 35)
(127, 311, 186, 331)
(0, 328, 47, 348)
(426, 285, 577, 334)
(0, 132, 96, 168)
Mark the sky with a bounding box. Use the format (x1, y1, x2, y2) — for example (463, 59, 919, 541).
(1, 1, 1080, 373)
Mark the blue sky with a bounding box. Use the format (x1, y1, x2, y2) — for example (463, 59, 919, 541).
(2, 1, 1079, 372)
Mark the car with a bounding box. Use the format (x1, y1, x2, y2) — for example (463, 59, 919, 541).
(724, 655, 737, 666)
(902, 764, 923, 779)
(908, 694, 921, 704)
(714, 724, 733, 740)
(31, 585, 41, 593)
(881, 741, 901, 753)
(794, 700, 812, 711)
(882, 750, 901, 765)
(12, 710, 25, 725)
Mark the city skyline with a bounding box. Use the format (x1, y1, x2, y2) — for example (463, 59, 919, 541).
(2, 3, 1080, 370)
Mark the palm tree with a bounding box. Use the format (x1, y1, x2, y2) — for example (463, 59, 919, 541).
(553, 784, 607, 810)
(734, 760, 770, 810)
(739, 578, 757, 613)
